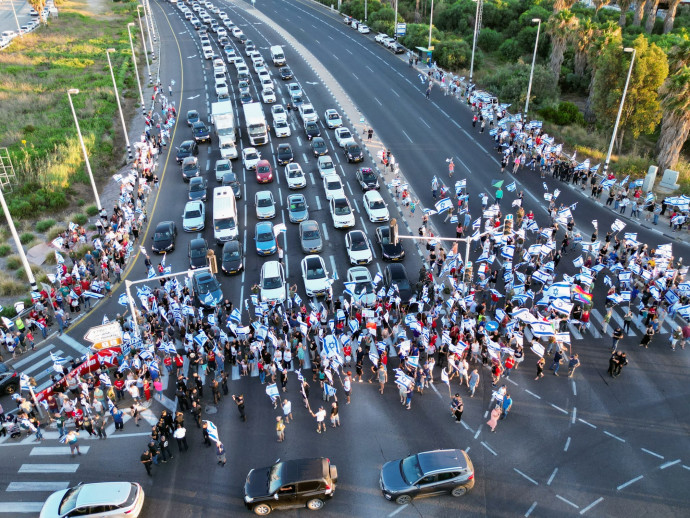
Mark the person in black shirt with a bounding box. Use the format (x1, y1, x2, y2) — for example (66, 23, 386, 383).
(141, 450, 153, 476)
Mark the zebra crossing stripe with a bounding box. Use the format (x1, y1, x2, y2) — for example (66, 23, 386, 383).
(18, 464, 80, 473)
(11, 344, 56, 370)
(6, 481, 70, 491)
(0, 502, 44, 513)
(29, 446, 91, 456)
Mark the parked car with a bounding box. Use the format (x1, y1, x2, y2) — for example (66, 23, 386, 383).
(363, 190, 390, 222)
(383, 263, 412, 303)
(344, 142, 363, 163)
(355, 167, 379, 191)
(330, 197, 355, 229)
(242, 147, 261, 170)
(182, 200, 206, 232)
(181, 156, 200, 182)
(260, 260, 286, 304)
(255, 190, 276, 220)
(186, 109, 200, 126)
(345, 230, 372, 265)
(192, 121, 211, 143)
(301, 255, 330, 297)
(255, 160, 274, 183)
(188, 176, 208, 201)
(287, 193, 309, 223)
(188, 238, 209, 269)
(346, 267, 376, 307)
(324, 109, 342, 129)
(311, 137, 328, 157)
(214, 159, 232, 182)
(255, 221, 277, 256)
(221, 172, 241, 199)
(286, 163, 307, 189)
(176, 140, 198, 163)
(317, 156, 335, 178)
(376, 226, 405, 261)
(276, 143, 294, 165)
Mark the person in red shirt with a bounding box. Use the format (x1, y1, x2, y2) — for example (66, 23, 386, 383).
(114, 376, 126, 401)
(503, 355, 516, 378)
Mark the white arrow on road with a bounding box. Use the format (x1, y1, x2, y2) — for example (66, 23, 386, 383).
(187, 55, 197, 59)
(188, 94, 201, 100)
(305, 82, 320, 85)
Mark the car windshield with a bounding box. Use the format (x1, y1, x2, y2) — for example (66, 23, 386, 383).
(246, 152, 259, 161)
(349, 145, 361, 154)
(217, 163, 231, 173)
(258, 197, 272, 207)
(190, 183, 204, 192)
(58, 486, 81, 514)
(340, 130, 351, 138)
(258, 231, 273, 243)
(334, 202, 350, 216)
(190, 246, 207, 258)
(307, 264, 325, 280)
(180, 143, 192, 152)
(290, 200, 306, 211)
(276, 121, 288, 128)
(314, 141, 325, 149)
(351, 236, 367, 250)
(355, 280, 374, 294)
(288, 170, 302, 178)
(185, 209, 202, 218)
(154, 230, 171, 240)
(214, 217, 235, 231)
(321, 160, 333, 170)
(361, 170, 376, 181)
(370, 200, 386, 210)
(263, 276, 282, 290)
(328, 113, 338, 120)
(303, 229, 319, 240)
(380, 231, 391, 245)
(224, 249, 240, 260)
(400, 455, 423, 485)
(269, 463, 284, 494)
(395, 277, 412, 291)
(183, 163, 197, 172)
(327, 181, 341, 190)
(257, 165, 270, 174)
(197, 279, 217, 294)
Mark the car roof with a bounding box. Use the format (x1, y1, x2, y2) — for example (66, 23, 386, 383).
(386, 263, 407, 277)
(278, 458, 328, 485)
(349, 230, 366, 240)
(156, 221, 174, 230)
(256, 221, 273, 231)
(194, 270, 214, 282)
(301, 220, 318, 230)
(348, 266, 370, 280)
(262, 260, 281, 276)
(256, 159, 271, 167)
(185, 200, 203, 209)
(181, 140, 194, 146)
(223, 240, 240, 252)
(74, 482, 133, 507)
(190, 238, 207, 248)
(365, 191, 383, 200)
(289, 193, 305, 202)
(417, 450, 470, 474)
(304, 255, 323, 267)
(190, 176, 205, 184)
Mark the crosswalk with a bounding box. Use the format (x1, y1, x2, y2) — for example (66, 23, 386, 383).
(561, 306, 681, 341)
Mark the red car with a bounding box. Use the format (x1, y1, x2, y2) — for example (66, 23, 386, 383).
(255, 160, 273, 183)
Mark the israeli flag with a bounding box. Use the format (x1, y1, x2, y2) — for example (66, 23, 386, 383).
(265, 383, 280, 399)
(645, 192, 655, 204)
(344, 282, 357, 298)
(501, 245, 515, 260)
(530, 321, 555, 337)
(194, 332, 208, 348)
(229, 308, 241, 323)
(600, 179, 615, 189)
(204, 420, 219, 443)
(611, 219, 626, 233)
(435, 197, 453, 214)
(148, 266, 156, 279)
(50, 352, 67, 364)
(572, 256, 584, 268)
(208, 314, 216, 326)
(118, 293, 129, 307)
(551, 298, 574, 316)
(407, 356, 419, 369)
(55, 251, 65, 264)
(324, 383, 337, 396)
(147, 360, 160, 378)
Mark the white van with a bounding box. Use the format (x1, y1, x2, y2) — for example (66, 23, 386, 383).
(213, 187, 238, 244)
(270, 45, 285, 66)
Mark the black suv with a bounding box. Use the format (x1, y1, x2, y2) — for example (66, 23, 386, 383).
(244, 457, 338, 515)
(176, 140, 198, 163)
(192, 121, 211, 143)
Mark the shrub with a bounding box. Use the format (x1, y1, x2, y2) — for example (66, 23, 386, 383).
(20, 232, 35, 245)
(0, 244, 11, 257)
(46, 225, 67, 241)
(0, 276, 26, 297)
(71, 213, 88, 226)
(16, 265, 43, 282)
(85, 205, 99, 217)
(44, 251, 57, 265)
(77, 198, 85, 207)
(478, 28, 503, 53)
(35, 219, 56, 233)
(5, 255, 22, 270)
(436, 39, 472, 71)
(540, 102, 585, 126)
(498, 38, 523, 62)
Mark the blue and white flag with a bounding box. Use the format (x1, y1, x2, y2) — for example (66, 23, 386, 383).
(265, 383, 280, 399)
(204, 420, 219, 443)
(159, 341, 177, 355)
(229, 308, 241, 324)
(472, 218, 481, 230)
(50, 352, 67, 364)
(572, 256, 584, 268)
(117, 293, 129, 306)
(551, 298, 574, 316)
(435, 197, 453, 214)
(208, 314, 216, 326)
(506, 182, 516, 192)
(194, 332, 208, 348)
(147, 360, 160, 378)
(407, 355, 419, 369)
(147, 266, 156, 279)
(530, 321, 555, 337)
(324, 383, 337, 396)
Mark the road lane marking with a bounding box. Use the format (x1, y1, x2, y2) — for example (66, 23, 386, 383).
(579, 497, 604, 515)
(329, 255, 338, 282)
(547, 467, 558, 486)
(525, 502, 537, 517)
(6, 481, 71, 491)
(551, 403, 568, 414)
(640, 448, 664, 459)
(387, 504, 408, 517)
(19, 464, 80, 473)
(525, 390, 541, 399)
(578, 418, 596, 429)
(556, 495, 579, 509)
(514, 468, 538, 485)
(564, 437, 571, 451)
(315, 195, 321, 211)
(659, 459, 681, 470)
(604, 430, 625, 443)
(481, 441, 497, 456)
(401, 130, 413, 143)
(617, 475, 643, 491)
(321, 223, 329, 242)
(571, 407, 577, 424)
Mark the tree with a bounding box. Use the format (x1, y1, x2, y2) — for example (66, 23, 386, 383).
(663, 0, 682, 34)
(553, 0, 577, 13)
(632, 0, 646, 26)
(644, 0, 659, 33)
(547, 10, 578, 81)
(584, 22, 622, 124)
(28, 0, 47, 19)
(591, 0, 609, 13)
(656, 41, 690, 173)
(573, 19, 596, 77)
(617, 0, 633, 27)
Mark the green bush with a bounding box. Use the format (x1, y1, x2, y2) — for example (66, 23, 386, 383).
(5, 255, 22, 270)
(498, 38, 523, 62)
(540, 102, 585, 126)
(0, 244, 11, 257)
(46, 225, 67, 241)
(72, 213, 88, 226)
(77, 198, 85, 207)
(20, 232, 35, 245)
(85, 205, 99, 217)
(436, 39, 472, 71)
(35, 219, 56, 233)
(478, 28, 503, 53)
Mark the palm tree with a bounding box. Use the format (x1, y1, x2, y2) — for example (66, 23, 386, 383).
(547, 10, 579, 80)
(553, 0, 577, 12)
(632, 0, 646, 26)
(645, 0, 659, 33)
(574, 19, 596, 78)
(584, 22, 622, 124)
(656, 41, 690, 173)
(617, 0, 633, 27)
(663, 0, 682, 33)
(415, 0, 421, 23)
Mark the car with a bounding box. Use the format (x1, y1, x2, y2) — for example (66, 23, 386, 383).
(244, 457, 337, 516)
(151, 221, 177, 253)
(261, 87, 276, 104)
(220, 239, 243, 275)
(255, 160, 273, 183)
(39, 482, 145, 518)
(217, 27, 227, 37)
(317, 155, 335, 178)
(299, 220, 323, 253)
(276, 143, 294, 165)
(304, 121, 321, 141)
(330, 196, 355, 229)
(192, 270, 223, 308)
(239, 34, 248, 44)
(334, 127, 355, 148)
(279, 66, 293, 80)
(213, 57, 226, 74)
(255, 190, 276, 220)
(224, 46, 237, 62)
(188, 238, 209, 269)
(323, 174, 345, 201)
(188, 177, 208, 202)
(214, 159, 232, 182)
(234, 57, 247, 70)
(351, 20, 360, 29)
(290, 92, 304, 108)
(383, 263, 413, 303)
(274, 119, 291, 137)
(381, 36, 394, 47)
(298, 103, 318, 123)
(182, 200, 206, 232)
(287, 82, 302, 98)
(363, 190, 390, 222)
(344, 15, 353, 24)
(260, 260, 286, 304)
(355, 167, 379, 191)
(181, 156, 200, 182)
(287, 193, 309, 223)
(345, 230, 373, 265)
(219, 173, 240, 200)
(385, 38, 398, 50)
(346, 267, 377, 307)
(344, 142, 364, 162)
(255, 221, 277, 256)
(245, 41, 256, 54)
(324, 109, 342, 129)
(29, 8, 39, 16)
(240, 91, 253, 104)
(176, 140, 198, 163)
(392, 43, 406, 54)
(242, 147, 261, 170)
(285, 163, 307, 190)
(202, 46, 214, 59)
(0, 362, 19, 395)
(232, 27, 243, 37)
(311, 137, 328, 156)
(376, 225, 405, 261)
(358, 24, 370, 33)
(380, 449, 474, 505)
(271, 104, 287, 123)
(186, 109, 200, 126)
(301, 255, 330, 297)
(192, 121, 211, 143)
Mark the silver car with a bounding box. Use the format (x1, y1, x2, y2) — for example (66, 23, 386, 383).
(255, 191, 276, 220)
(299, 220, 323, 254)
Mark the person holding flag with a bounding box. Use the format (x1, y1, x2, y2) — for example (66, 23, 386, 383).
(310, 405, 327, 434)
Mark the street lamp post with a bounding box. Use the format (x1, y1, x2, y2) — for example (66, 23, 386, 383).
(364, 0, 368, 21)
(427, 0, 434, 52)
(127, 24, 147, 115)
(144, 0, 156, 47)
(136, 7, 152, 86)
(394, 0, 398, 40)
(523, 18, 542, 122)
(66, 89, 102, 211)
(469, 0, 482, 84)
(0, 189, 38, 291)
(603, 47, 636, 175)
(106, 48, 133, 162)
(9, 0, 22, 37)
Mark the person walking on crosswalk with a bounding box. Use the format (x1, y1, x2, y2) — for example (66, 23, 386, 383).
(640, 324, 654, 349)
(612, 328, 624, 351)
(65, 430, 81, 456)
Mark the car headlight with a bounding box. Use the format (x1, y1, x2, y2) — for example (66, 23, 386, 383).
(245, 496, 253, 503)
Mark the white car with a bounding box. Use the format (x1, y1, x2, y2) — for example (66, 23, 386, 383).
(274, 120, 291, 137)
(358, 24, 370, 34)
(40, 482, 145, 518)
(345, 230, 373, 265)
(330, 196, 355, 229)
(259, 76, 274, 91)
(182, 200, 206, 232)
(260, 261, 286, 304)
(236, 64, 249, 76)
(255, 190, 276, 220)
(335, 127, 356, 148)
(202, 46, 214, 59)
(363, 190, 390, 222)
(234, 57, 246, 69)
(261, 87, 276, 104)
(287, 82, 302, 97)
(301, 255, 330, 297)
(213, 58, 226, 73)
(346, 267, 377, 307)
(242, 147, 261, 170)
(271, 104, 287, 123)
(317, 155, 336, 178)
(324, 109, 342, 129)
(217, 27, 227, 37)
(219, 11, 228, 19)
(323, 174, 345, 200)
(232, 27, 244, 38)
(286, 163, 307, 189)
(224, 47, 237, 62)
(298, 103, 318, 123)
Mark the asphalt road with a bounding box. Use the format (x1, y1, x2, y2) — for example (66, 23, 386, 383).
(0, 1, 688, 517)
(0, 0, 31, 35)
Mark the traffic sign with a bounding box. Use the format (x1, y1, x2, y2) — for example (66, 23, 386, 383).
(91, 338, 123, 350)
(83, 321, 123, 345)
(396, 23, 407, 36)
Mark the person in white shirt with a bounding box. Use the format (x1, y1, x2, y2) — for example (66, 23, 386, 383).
(282, 399, 292, 424)
(310, 406, 327, 433)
